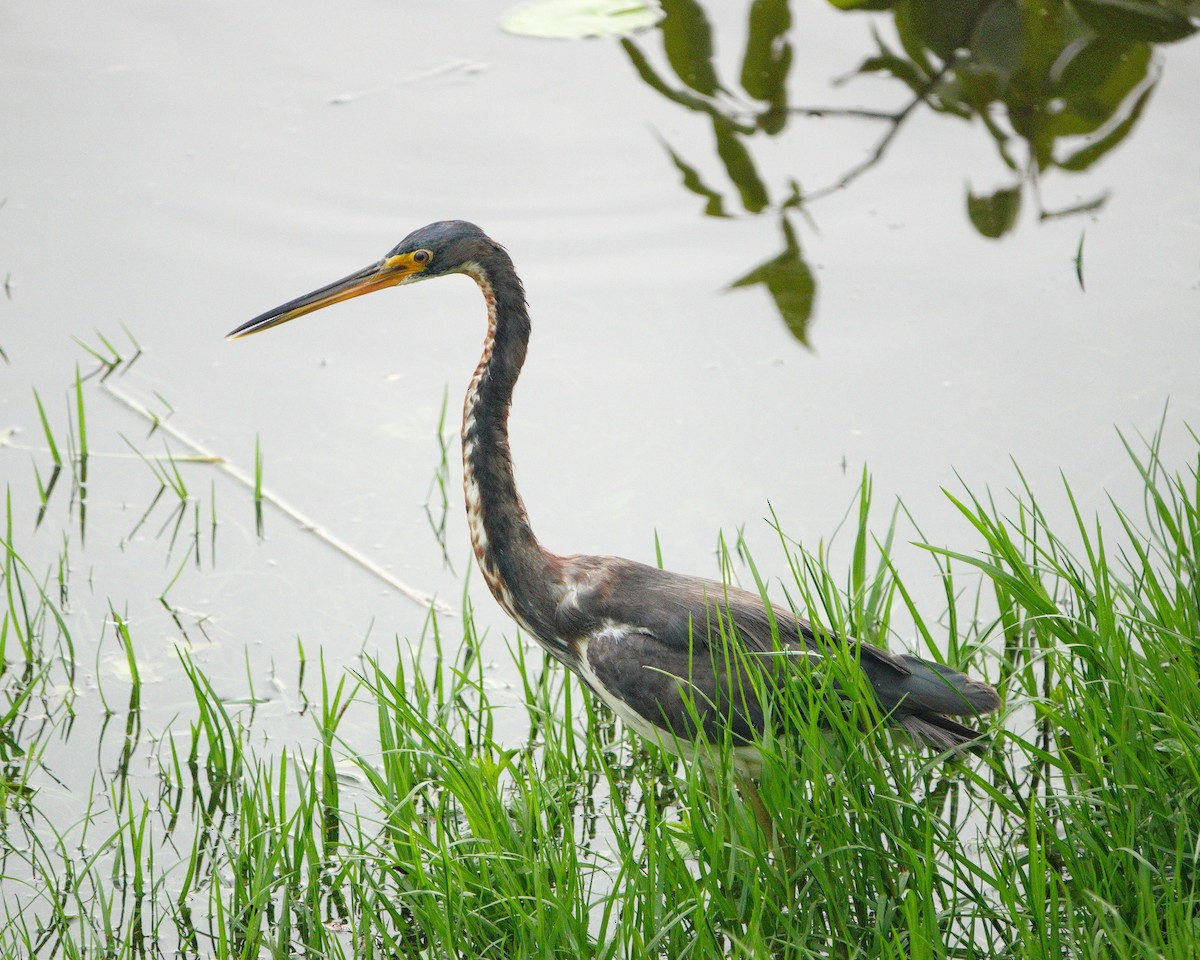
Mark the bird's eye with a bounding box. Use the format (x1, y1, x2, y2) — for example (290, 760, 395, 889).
(412, 249, 432, 265)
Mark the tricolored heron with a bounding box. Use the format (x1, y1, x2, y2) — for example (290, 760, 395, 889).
(229, 220, 999, 832)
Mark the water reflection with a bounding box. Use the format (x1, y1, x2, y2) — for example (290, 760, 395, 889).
(623, 0, 1195, 341)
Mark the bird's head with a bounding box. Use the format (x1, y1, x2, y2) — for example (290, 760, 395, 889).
(228, 220, 495, 339)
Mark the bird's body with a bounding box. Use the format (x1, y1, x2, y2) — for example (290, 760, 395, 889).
(231, 220, 999, 789)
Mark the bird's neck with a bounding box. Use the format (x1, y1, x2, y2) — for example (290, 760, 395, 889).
(461, 253, 565, 645)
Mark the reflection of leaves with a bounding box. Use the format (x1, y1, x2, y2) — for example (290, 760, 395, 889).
(621, 38, 754, 130)
(621, 1, 781, 218)
(892, 2, 942, 77)
(663, 141, 730, 216)
(972, 0, 1024, 79)
(1060, 80, 1155, 169)
(1049, 37, 1152, 137)
(713, 118, 770, 212)
(843, 0, 1172, 218)
(903, 0, 991, 59)
(1072, 0, 1199, 43)
(741, 0, 792, 133)
(1075, 231, 1086, 290)
(730, 218, 816, 345)
(967, 185, 1022, 238)
(858, 35, 934, 95)
(661, 0, 721, 96)
(1040, 193, 1109, 219)
(620, 0, 1186, 341)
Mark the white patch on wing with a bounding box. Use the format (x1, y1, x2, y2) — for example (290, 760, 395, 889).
(556, 575, 597, 622)
(576, 633, 672, 746)
(576, 620, 776, 779)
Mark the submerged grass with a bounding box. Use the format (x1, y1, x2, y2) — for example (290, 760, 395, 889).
(1, 363, 1198, 956)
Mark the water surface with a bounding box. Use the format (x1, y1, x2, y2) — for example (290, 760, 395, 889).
(1, 0, 1197, 926)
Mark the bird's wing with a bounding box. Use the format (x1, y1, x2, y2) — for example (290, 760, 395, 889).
(557, 557, 872, 744)
(556, 556, 994, 749)
(580, 620, 777, 745)
(559, 555, 916, 672)
(662, 575, 996, 725)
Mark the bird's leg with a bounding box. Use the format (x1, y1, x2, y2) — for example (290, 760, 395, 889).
(735, 774, 777, 847)
(736, 774, 804, 880)
(697, 762, 777, 851)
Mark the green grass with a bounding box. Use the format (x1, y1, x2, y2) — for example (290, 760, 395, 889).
(423, 384, 455, 570)
(1, 360, 1198, 958)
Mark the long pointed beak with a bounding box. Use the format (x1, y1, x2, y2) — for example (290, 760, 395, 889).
(227, 253, 424, 339)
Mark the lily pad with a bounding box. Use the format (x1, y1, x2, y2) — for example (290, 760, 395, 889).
(503, 0, 663, 39)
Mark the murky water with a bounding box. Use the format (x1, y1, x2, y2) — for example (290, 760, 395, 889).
(2, 1, 1198, 945)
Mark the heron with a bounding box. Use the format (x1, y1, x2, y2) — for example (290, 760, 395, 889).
(229, 220, 1000, 835)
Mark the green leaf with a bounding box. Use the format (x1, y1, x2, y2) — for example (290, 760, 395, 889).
(1056, 35, 1148, 105)
(1009, 0, 1068, 104)
(826, 0, 896, 8)
(661, 0, 721, 96)
(33, 388, 61, 467)
(1047, 36, 1150, 136)
(741, 0, 792, 105)
(966, 185, 1022, 238)
(901, 0, 991, 60)
(1070, 0, 1198, 43)
(622, 37, 718, 117)
(661, 140, 729, 216)
(893, 2, 939, 75)
(502, 0, 662, 39)
(1059, 78, 1156, 170)
(729, 218, 816, 344)
(1074, 231, 1086, 291)
(712, 117, 769, 212)
(1039, 192, 1108, 219)
(1056, 35, 1147, 132)
(970, 0, 1025, 80)
(857, 51, 929, 94)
